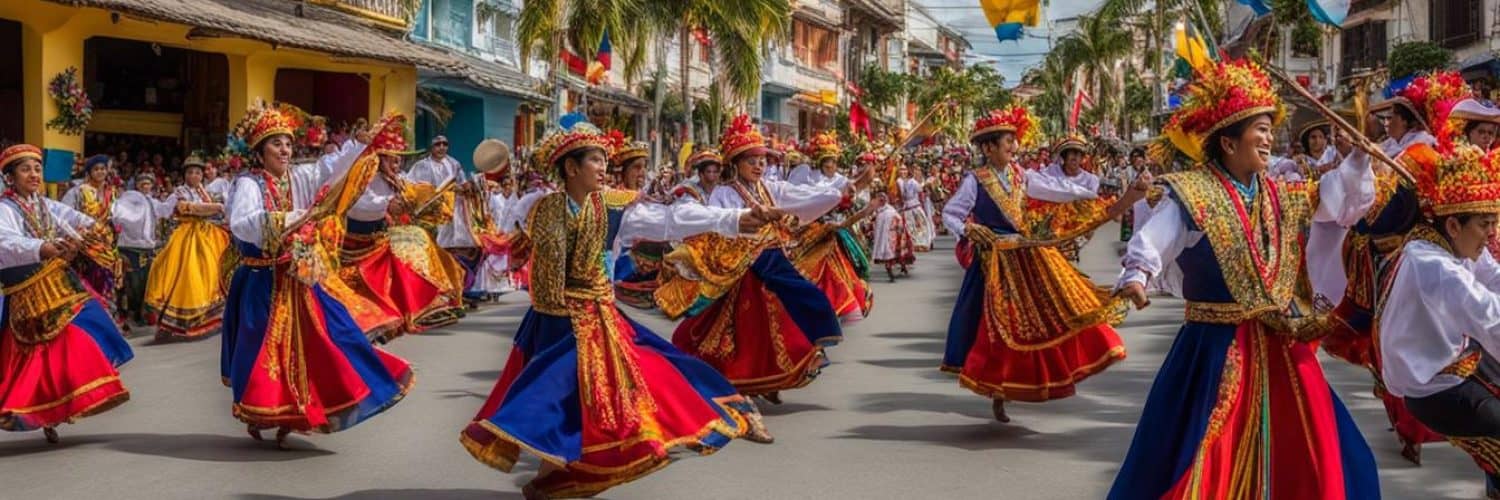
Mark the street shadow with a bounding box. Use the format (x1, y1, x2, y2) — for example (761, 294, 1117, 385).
(238, 489, 523, 500)
(434, 389, 489, 401)
(144, 333, 221, 347)
(872, 331, 942, 341)
(461, 370, 502, 381)
(858, 357, 937, 369)
(0, 434, 107, 457)
(894, 340, 947, 355)
(100, 432, 334, 462)
(836, 422, 1040, 451)
(854, 391, 992, 420)
(758, 402, 833, 417)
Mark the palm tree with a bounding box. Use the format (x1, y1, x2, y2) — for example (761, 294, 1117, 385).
(517, 0, 789, 144)
(1050, 13, 1132, 136)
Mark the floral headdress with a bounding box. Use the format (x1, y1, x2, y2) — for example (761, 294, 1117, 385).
(533, 121, 609, 181)
(1405, 142, 1500, 216)
(229, 101, 307, 159)
(1389, 72, 1472, 153)
(809, 130, 842, 164)
(366, 114, 413, 157)
(970, 105, 1042, 149)
(603, 129, 648, 169)
(719, 114, 768, 163)
(1162, 59, 1286, 163)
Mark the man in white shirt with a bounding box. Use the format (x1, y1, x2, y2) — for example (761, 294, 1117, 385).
(112, 173, 173, 326)
(1379, 145, 1500, 493)
(405, 135, 483, 307)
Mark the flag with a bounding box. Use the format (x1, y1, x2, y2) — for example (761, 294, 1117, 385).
(1174, 22, 1214, 74)
(1068, 88, 1094, 131)
(586, 32, 612, 86)
(979, 0, 1041, 42)
(850, 100, 872, 140)
(1308, 0, 1349, 26)
(1238, 0, 1271, 16)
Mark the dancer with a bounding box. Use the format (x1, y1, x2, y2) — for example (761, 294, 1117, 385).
(0, 144, 133, 443)
(1320, 73, 1469, 464)
(1042, 134, 1102, 262)
(145, 156, 232, 341)
(62, 155, 124, 329)
(407, 135, 484, 308)
(1379, 140, 1500, 499)
(897, 164, 934, 252)
(1109, 59, 1379, 499)
(868, 190, 912, 282)
(460, 123, 772, 499)
(112, 173, 173, 329)
(941, 105, 1141, 423)
(221, 104, 411, 448)
(601, 131, 666, 309)
(790, 134, 876, 317)
(668, 115, 869, 403)
(340, 125, 465, 341)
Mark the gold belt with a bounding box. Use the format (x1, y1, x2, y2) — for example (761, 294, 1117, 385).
(1184, 301, 1281, 325)
(1372, 234, 1404, 254)
(240, 255, 288, 267)
(2, 259, 89, 344)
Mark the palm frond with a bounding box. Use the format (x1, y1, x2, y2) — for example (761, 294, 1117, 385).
(516, 0, 560, 74)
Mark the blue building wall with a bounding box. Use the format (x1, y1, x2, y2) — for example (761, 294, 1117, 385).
(415, 83, 521, 173)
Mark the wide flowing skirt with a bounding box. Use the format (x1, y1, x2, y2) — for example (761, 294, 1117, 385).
(871, 209, 915, 265)
(942, 245, 1125, 402)
(145, 219, 231, 340)
(1108, 321, 1380, 499)
(0, 297, 131, 431)
(614, 242, 670, 310)
(221, 255, 412, 433)
(902, 206, 935, 251)
(672, 249, 842, 395)
(794, 229, 873, 319)
(461, 303, 754, 498)
(342, 227, 465, 340)
(448, 247, 484, 302)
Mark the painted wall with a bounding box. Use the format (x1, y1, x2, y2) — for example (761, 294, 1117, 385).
(418, 82, 521, 172)
(1, 1, 417, 161)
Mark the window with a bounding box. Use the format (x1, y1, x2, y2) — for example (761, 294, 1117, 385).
(1431, 0, 1483, 49)
(1340, 21, 1387, 75)
(792, 19, 838, 71)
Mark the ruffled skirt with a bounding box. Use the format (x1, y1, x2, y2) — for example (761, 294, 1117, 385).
(0, 296, 131, 431)
(1108, 321, 1380, 499)
(942, 245, 1125, 401)
(221, 255, 412, 433)
(794, 227, 873, 319)
(341, 226, 465, 340)
(672, 249, 842, 395)
(461, 302, 755, 498)
(145, 219, 232, 340)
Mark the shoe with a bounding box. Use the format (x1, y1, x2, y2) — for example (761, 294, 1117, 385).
(43, 427, 58, 444)
(1400, 441, 1422, 466)
(247, 424, 264, 441)
(761, 392, 782, 405)
(275, 427, 293, 450)
(991, 399, 1010, 423)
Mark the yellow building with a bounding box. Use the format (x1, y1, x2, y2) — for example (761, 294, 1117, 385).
(0, 0, 496, 181)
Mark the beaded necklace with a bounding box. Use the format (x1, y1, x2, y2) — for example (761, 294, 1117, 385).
(258, 169, 292, 211)
(5, 190, 55, 239)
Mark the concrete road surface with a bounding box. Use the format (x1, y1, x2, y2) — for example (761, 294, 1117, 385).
(0, 224, 1483, 499)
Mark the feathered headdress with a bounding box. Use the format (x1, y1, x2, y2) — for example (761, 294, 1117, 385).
(970, 105, 1042, 150)
(366, 115, 413, 157)
(1161, 59, 1286, 163)
(1406, 142, 1500, 216)
(719, 114, 768, 163)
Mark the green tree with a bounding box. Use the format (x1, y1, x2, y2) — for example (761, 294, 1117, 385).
(1051, 13, 1133, 135)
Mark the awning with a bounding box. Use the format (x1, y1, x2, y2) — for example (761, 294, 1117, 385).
(48, 0, 478, 79)
(763, 81, 797, 96)
(564, 77, 651, 110)
(418, 47, 549, 103)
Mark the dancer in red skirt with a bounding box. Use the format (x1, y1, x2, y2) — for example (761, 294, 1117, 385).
(0, 144, 133, 443)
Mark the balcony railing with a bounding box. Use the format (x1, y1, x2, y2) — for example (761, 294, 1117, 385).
(476, 35, 519, 64)
(308, 0, 413, 30)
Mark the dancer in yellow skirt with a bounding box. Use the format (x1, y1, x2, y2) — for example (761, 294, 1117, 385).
(145, 156, 232, 341)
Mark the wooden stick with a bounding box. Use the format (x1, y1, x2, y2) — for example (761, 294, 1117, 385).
(1261, 64, 1414, 184)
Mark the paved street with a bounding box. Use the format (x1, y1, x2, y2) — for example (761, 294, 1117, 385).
(0, 224, 1485, 499)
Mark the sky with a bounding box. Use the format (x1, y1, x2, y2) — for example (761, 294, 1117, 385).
(916, 0, 1106, 86)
